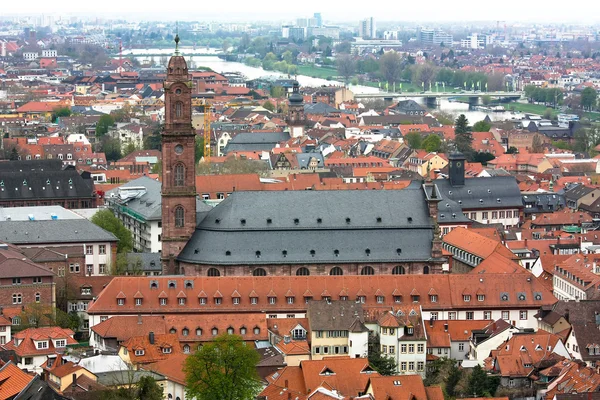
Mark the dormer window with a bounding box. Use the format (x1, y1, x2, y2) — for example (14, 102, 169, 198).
(250, 297, 258, 305)
(117, 299, 124, 306)
(477, 294, 485, 301)
(162, 347, 172, 354)
(179, 298, 186, 305)
(268, 297, 276, 305)
(196, 328, 202, 336)
(463, 295, 471, 302)
(160, 298, 167, 306)
(135, 298, 142, 306)
(215, 297, 222, 305)
(81, 288, 91, 295)
(357, 296, 366, 303)
(135, 349, 144, 356)
(199, 297, 207, 305)
(430, 295, 438, 303)
(233, 297, 240, 305)
(376, 295, 384, 304)
(212, 328, 218, 336)
(304, 296, 313, 303)
(182, 328, 189, 336)
(36, 341, 48, 349)
(412, 295, 419, 303)
(394, 296, 402, 303)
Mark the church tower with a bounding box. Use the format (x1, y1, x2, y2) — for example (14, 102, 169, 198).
(161, 34, 197, 274)
(286, 81, 306, 138)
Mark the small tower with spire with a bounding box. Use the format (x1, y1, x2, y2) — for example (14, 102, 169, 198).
(286, 80, 306, 138)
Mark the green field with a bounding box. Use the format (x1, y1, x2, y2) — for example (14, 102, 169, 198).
(503, 102, 558, 116)
(296, 65, 339, 79)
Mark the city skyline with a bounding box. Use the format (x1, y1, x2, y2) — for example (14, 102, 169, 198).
(2, 0, 600, 23)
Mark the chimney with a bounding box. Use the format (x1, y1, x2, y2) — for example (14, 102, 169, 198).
(284, 335, 291, 344)
(285, 380, 289, 389)
(524, 238, 528, 248)
(149, 331, 155, 344)
(429, 316, 434, 327)
(72, 373, 77, 388)
(444, 323, 449, 332)
(565, 309, 570, 323)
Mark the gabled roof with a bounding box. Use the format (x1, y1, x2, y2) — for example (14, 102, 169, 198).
(0, 361, 35, 399)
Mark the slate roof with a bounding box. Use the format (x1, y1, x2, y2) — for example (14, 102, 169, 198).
(553, 300, 600, 362)
(304, 102, 338, 115)
(223, 131, 290, 154)
(179, 182, 436, 265)
(0, 160, 95, 202)
(522, 193, 566, 214)
(0, 219, 117, 244)
(564, 184, 596, 201)
(106, 176, 161, 221)
(296, 153, 324, 169)
(126, 252, 162, 272)
(435, 176, 522, 212)
(307, 301, 367, 332)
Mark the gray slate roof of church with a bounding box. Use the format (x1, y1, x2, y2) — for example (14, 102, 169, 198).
(106, 176, 162, 221)
(434, 176, 522, 212)
(179, 182, 435, 265)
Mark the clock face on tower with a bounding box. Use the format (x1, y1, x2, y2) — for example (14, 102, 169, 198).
(174, 144, 184, 154)
(456, 161, 462, 167)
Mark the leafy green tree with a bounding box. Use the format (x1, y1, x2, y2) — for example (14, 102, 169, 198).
(96, 114, 115, 137)
(379, 51, 402, 86)
(91, 209, 133, 253)
(262, 52, 277, 70)
(184, 334, 261, 400)
(101, 374, 163, 400)
(262, 101, 276, 112)
(506, 146, 518, 154)
(531, 134, 544, 153)
(52, 107, 71, 123)
(101, 137, 122, 161)
(422, 134, 442, 152)
(552, 140, 572, 150)
(468, 365, 491, 397)
(368, 349, 397, 376)
(195, 135, 204, 163)
(270, 86, 286, 98)
(282, 50, 294, 64)
(454, 114, 473, 156)
(404, 132, 422, 149)
(10, 147, 19, 160)
(446, 364, 463, 397)
(336, 54, 356, 84)
(581, 87, 597, 111)
(472, 152, 496, 165)
(472, 120, 491, 132)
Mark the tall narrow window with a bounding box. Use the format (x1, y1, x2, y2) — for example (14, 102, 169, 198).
(175, 206, 185, 228)
(174, 163, 185, 187)
(175, 101, 183, 118)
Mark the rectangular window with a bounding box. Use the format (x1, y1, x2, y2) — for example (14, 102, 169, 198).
(482, 212, 488, 219)
(99, 245, 106, 255)
(389, 328, 395, 335)
(135, 298, 142, 306)
(389, 345, 395, 354)
(418, 344, 424, 353)
(459, 343, 465, 351)
(502, 311, 510, 320)
(430, 295, 438, 303)
(382, 345, 388, 353)
(99, 264, 106, 274)
(408, 362, 415, 371)
(448, 312, 456, 320)
(520, 310, 527, 320)
(70, 264, 80, 273)
(58, 267, 65, 277)
(431, 312, 438, 320)
(117, 299, 124, 306)
(463, 295, 471, 302)
(85, 245, 93, 255)
(499, 211, 506, 218)
(33, 277, 42, 284)
(466, 311, 474, 320)
(477, 294, 485, 301)
(36, 341, 48, 349)
(160, 298, 167, 306)
(417, 361, 424, 371)
(484, 311, 492, 320)
(12, 278, 21, 285)
(409, 344, 415, 353)
(492, 211, 498, 219)
(86, 264, 93, 274)
(401, 362, 407, 371)
(287, 297, 294, 304)
(507, 210, 513, 218)
(401, 344, 407, 353)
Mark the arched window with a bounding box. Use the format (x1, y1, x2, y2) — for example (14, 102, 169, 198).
(207, 268, 220, 277)
(175, 206, 184, 228)
(361, 266, 375, 275)
(35, 293, 40, 303)
(330, 267, 343, 276)
(174, 163, 185, 187)
(423, 265, 430, 275)
(175, 101, 183, 118)
(392, 266, 406, 275)
(296, 267, 310, 276)
(253, 268, 267, 276)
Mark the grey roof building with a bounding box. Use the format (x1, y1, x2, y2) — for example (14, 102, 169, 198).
(177, 181, 444, 276)
(522, 192, 566, 216)
(0, 160, 96, 209)
(223, 131, 291, 154)
(0, 219, 117, 245)
(307, 301, 368, 333)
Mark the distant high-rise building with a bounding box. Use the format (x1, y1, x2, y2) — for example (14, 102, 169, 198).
(419, 28, 452, 46)
(359, 17, 376, 39)
(314, 13, 322, 28)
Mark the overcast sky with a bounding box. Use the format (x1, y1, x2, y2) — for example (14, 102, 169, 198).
(3, 0, 600, 23)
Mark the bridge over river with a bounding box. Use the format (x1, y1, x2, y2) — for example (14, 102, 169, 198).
(354, 91, 523, 106)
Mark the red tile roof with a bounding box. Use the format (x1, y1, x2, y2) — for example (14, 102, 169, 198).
(5, 327, 77, 357)
(0, 362, 34, 398)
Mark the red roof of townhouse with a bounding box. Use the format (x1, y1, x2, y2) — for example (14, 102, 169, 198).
(324, 156, 390, 167)
(0, 362, 35, 399)
(471, 132, 505, 156)
(5, 327, 77, 357)
(443, 227, 517, 261)
(16, 101, 67, 113)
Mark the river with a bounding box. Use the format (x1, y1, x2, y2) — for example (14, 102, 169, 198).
(123, 47, 379, 94)
(126, 48, 521, 122)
